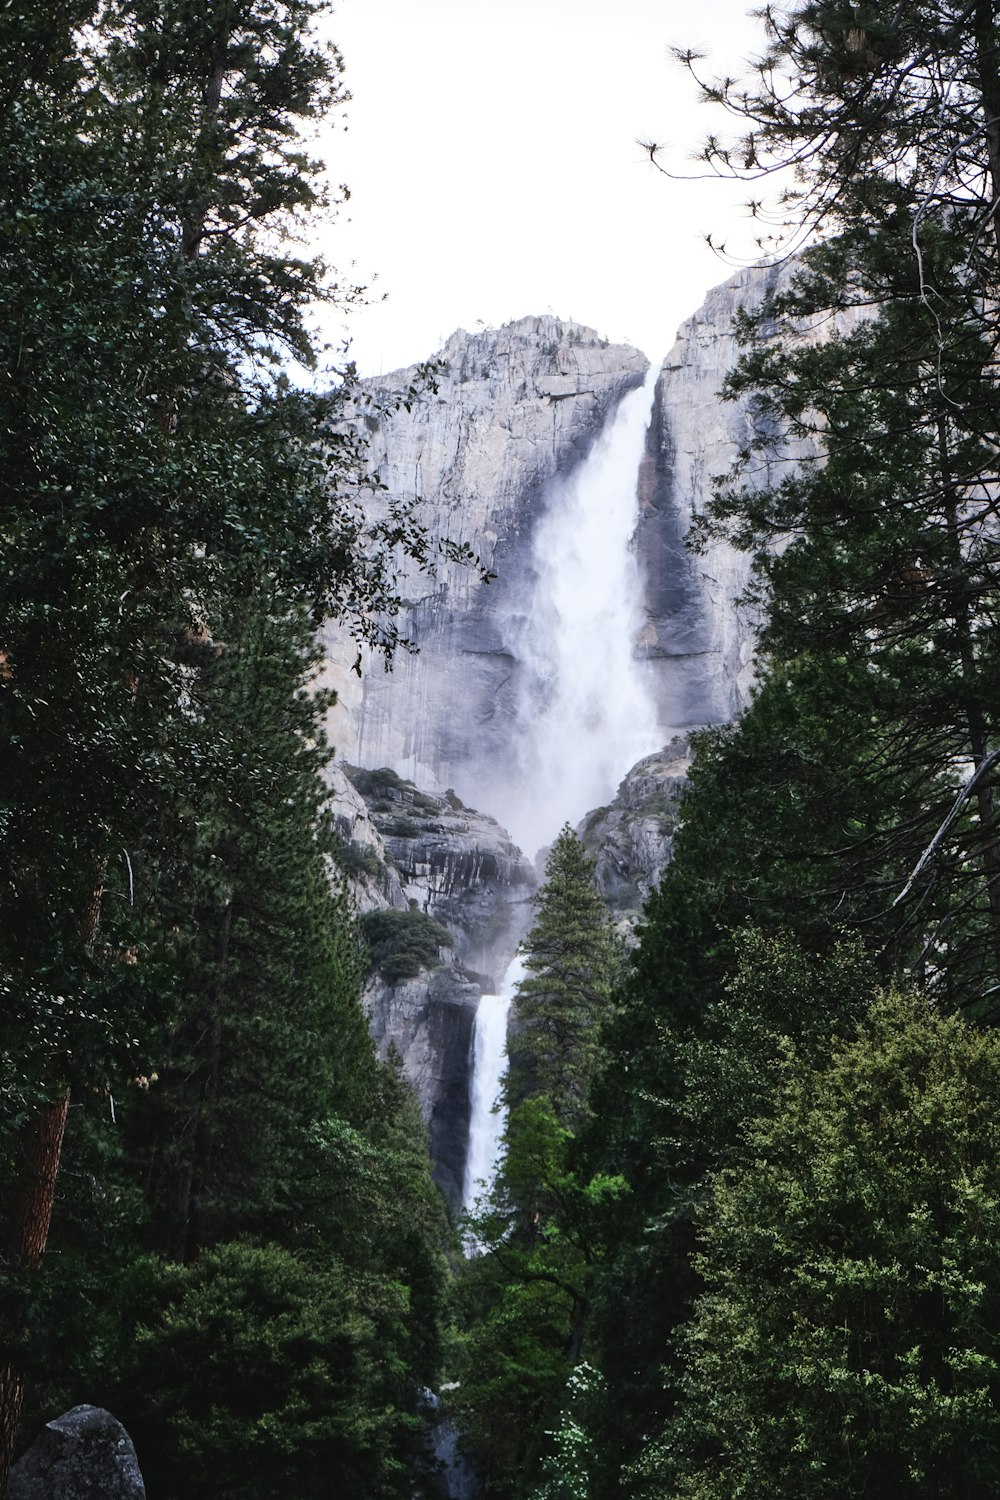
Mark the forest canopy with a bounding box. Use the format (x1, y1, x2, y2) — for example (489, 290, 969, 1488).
(0, 3, 456, 1495)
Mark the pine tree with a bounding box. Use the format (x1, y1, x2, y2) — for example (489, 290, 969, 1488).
(0, 1, 468, 1481)
(667, 0, 1000, 1001)
(452, 830, 625, 1498)
(580, 7, 1000, 1490)
(506, 827, 621, 1133)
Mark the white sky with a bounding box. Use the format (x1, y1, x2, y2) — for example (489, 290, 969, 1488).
(314, 0, 774, 375)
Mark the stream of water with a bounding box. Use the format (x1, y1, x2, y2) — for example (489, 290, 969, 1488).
(462, 955, 526, 1226)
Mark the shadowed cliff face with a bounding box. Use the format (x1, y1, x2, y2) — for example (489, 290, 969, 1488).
(637, 260, 857, 729)
(635, 263, 789, 729)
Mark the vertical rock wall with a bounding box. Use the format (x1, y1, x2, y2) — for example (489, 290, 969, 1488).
(323, 267, 844, 1206)
(324, 316, 649, 799)
(637, 260, 853, 731)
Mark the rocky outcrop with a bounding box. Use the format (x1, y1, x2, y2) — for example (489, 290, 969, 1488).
(338, 766, 536, 973)
(323, 316, 648, 799)
(8, 1407, 145, 1500)
(577, 739, 691, 926)
(328, 764, 535, 1208)
(324, 761, 408, 915)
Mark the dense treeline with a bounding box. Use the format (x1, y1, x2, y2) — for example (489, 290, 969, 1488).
(0, 3, 457, 1495)
(454, 4, 1000, 1497)
(8, 1, 1000, 1497)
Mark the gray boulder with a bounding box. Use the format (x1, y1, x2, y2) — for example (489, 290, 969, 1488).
(8, 1405, 145, 1499)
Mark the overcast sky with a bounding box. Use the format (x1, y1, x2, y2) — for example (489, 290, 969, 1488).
(314, 0, 773, 376)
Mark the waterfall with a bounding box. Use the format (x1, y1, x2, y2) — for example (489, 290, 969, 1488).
(490, 369, 662, 856)
(462, 954, 526, 1225)
(461, 373, 662, 1232)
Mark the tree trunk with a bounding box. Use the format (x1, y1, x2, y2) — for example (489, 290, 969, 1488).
(0, 1091, 71, 1496)
(974, 0, 1000, 259)
(0, 877, 102, 1494)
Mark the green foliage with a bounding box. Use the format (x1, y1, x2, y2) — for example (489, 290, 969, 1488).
(530, 1364, 605, 1500)
(128, 1242, 414, 1500)
(582, 11, 1000, 1487)
(507, 827, 623, 1130)
(329, 830, 387, 881)
(2, 592, 452, 1493)
(453, 833, 625, 1497)
(646, 991, 1000, 1498)
(359, 907, 451, 983)
(0, 2, 460, 1487)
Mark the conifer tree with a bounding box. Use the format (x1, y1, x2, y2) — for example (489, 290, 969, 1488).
(506, 827, 621, 1133)
(0, 0, 466, 1483)
(453, 830, 625, 1498)
(649, 991, 1000, 1499)
(582, 7, 1000, 1491)
(666, 0, 1000, 999)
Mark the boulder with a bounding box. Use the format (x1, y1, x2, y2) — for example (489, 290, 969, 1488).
(7, 1405, 145, 1500)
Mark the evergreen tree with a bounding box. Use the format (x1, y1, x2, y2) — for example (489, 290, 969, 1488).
(668, 0, 1000, 997)
(0, 1, 470, 1483)
(507, 827, 622, 1132)
(453, 830, 625, 1498)
(582, 7, 1000, 1491)
(647, 991, 1000, 1499)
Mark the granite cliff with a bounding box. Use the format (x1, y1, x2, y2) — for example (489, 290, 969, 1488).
(326, 268, 830, 820)
(325, 761, 534, 1208)
(322, 265, 839, 1206)
(324, 316, 648, 803)
(635, 260, 835, 726)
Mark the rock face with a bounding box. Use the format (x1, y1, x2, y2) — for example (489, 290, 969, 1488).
(577, 739, 691, 926)
(324, 316, 648, 799)
(636, 260, 848, 728)
(328, 763, 535, 1208)
(326, 270, 832, 811)
(8, 1406, 145, 1500)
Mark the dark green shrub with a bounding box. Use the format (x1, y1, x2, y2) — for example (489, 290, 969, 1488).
(329, 831, 385, 880)
(129, 1241, 412, 1500)
(342, 766, 412, 803)
(359, 908, 450, 984)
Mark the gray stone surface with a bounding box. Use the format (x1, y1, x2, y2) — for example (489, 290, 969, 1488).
(8, 1405, 145, 1500)
(324, 271, 840, 807)
(637, 260, 857, 728)
(323, 315, 648, 800)
(577, 739, 691, 928)
(330, 764, 535, 1209)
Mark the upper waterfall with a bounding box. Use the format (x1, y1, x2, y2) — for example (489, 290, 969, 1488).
(485, 370, 662, 854)
(322, 317, 651, 814)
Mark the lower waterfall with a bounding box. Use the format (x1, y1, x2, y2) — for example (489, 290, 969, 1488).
(462, 955, 526, 1228)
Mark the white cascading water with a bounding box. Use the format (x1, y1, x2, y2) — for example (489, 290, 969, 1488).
(462, 954, 527, 1225)
(462, 371, 663, 1233)
(492, 368, 662, 857)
